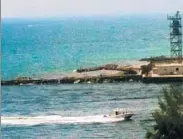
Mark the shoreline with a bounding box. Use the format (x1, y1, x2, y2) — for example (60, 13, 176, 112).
(2, 58, 183, 85)
(2, 75, 183, 86)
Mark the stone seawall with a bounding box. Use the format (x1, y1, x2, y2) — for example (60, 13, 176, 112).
(2, 58, 183, 86)
(142, 76, 183, 83)
(1, 75, 142, 86)
(2, 75, 183, 86)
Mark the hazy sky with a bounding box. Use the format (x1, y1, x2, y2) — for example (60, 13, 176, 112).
(2, 0, 183, 18)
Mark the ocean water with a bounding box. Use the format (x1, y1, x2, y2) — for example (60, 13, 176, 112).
(2, 83, 183, 139)
(2, 15, 176, 139)
(1, 83, 172, 139)
(2, 15, 169, 80)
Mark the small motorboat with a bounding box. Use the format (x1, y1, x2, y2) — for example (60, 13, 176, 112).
(104, 108, 134, 120)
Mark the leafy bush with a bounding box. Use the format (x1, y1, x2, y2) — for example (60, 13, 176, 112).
(145, 86, 183, 139)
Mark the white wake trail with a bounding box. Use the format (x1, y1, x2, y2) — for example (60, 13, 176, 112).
(1, 115, 125, 126)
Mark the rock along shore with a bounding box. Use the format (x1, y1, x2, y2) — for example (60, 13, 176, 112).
(2, 60, 183, 86)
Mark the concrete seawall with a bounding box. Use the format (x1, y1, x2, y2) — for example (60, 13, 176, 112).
(2, 59, 183, 85)
(142, 76, 183, 83)
(2, 75, 183, 86)
(1, 75, 142, 86)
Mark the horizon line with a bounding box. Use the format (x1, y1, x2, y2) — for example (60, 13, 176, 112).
(2, 12, 174, 19)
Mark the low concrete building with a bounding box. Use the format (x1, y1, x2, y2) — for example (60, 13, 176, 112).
(152, 63, 183, 75)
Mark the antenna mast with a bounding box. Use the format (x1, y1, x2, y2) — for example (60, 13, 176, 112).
(167, 11, 182, 61)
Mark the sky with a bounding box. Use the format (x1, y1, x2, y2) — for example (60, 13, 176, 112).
(2, 0, 183, 18)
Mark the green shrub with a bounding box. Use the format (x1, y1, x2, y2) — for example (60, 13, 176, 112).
(145, 86, 183, 139)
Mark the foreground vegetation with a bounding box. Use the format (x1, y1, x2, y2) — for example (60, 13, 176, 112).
(145, 86, 183, 139)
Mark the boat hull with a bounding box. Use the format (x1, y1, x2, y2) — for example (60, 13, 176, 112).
(104, 113, 134, 120)
(124, 114, 134, 120)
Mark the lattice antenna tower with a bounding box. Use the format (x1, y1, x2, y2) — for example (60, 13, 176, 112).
(167, 11, 182, 60)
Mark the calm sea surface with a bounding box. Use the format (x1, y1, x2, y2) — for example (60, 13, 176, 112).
(2, 15, 169, 80)
(2, 15, 178, 139)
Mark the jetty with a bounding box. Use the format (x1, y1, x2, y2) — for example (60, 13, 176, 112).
(1, 63, 143, 85)
(2, 58, 183, 86)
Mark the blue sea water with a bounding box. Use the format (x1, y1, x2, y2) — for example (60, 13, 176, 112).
(1, 83, 166, 139)
(2, 15, 169, 80)
(2, 15, 177, 139)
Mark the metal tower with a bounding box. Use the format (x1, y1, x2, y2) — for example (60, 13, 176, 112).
(167, 11, 182, 60)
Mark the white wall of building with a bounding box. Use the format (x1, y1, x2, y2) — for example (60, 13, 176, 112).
(153, 64, 183, 75)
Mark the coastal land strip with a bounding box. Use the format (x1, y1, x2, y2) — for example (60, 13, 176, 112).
(2, 58, 183, 85)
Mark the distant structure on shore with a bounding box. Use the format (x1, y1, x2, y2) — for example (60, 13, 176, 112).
(167, 11, 182, 61)
(141, 11, 183, 80)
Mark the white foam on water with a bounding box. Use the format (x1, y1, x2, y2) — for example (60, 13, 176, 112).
(1, 115, 125, 126)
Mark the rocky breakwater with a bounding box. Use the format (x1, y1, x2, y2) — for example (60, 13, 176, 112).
(1, 63, 144, 86)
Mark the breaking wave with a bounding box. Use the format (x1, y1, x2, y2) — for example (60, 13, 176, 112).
(1, 115, 125, 126)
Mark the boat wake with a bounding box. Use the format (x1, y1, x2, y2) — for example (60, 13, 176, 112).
(1, 115, 125, 126)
